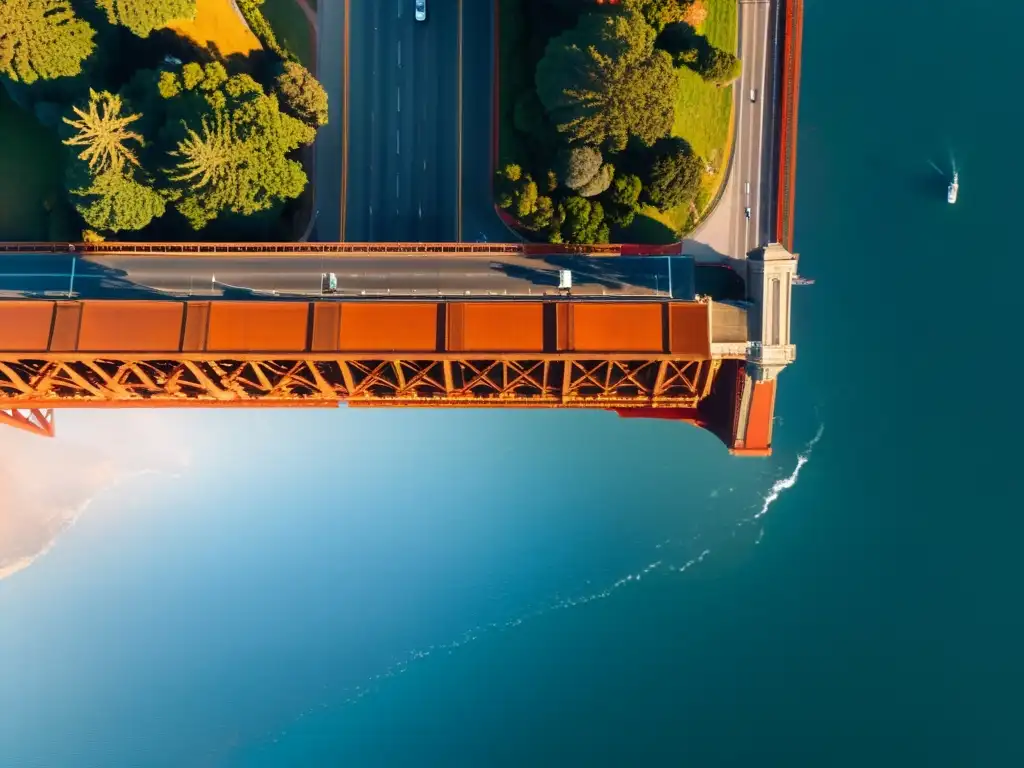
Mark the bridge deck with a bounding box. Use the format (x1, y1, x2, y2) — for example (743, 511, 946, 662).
(0, 299, 712, 359)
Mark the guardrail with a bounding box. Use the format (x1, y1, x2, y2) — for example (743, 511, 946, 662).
(0, 241, 633, 257)
(774, 0, 804, 251)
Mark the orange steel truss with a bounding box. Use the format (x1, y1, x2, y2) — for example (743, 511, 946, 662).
(0, 358, 715, 408)
(0, 408, 55, 437)
(0, 297, 770, 453)
(0, 297, 716, 405)
(0, 282, 774, 454)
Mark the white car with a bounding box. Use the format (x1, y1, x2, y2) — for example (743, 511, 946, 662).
(415, 0, 426, 21)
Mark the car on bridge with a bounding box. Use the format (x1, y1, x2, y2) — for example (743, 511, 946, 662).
(415, 0, 426, 22)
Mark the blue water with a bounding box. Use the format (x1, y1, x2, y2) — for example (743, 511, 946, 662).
(3, 0, 1023, 765)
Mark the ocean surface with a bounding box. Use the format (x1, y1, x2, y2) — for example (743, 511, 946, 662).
(2, 0, 1023, 765)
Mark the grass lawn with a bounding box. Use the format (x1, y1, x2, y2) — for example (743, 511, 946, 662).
(630, 0, 738, 241)
(262, 0, 315, 68)
(166, 0, 262, 59)
(0, 90, 74, 241)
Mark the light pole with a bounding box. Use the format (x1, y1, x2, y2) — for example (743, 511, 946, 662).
(68, 256, 76, 298)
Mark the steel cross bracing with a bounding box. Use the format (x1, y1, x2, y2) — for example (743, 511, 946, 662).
(0, 408, 55, 437)
(0, 358, 718, 408)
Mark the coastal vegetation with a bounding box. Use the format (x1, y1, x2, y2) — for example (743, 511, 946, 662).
(0, 0, 325, 242)
(497, 0, 738, 244)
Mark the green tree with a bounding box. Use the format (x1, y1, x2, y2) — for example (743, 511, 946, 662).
(62, 90, 144, 175)
(71, 169, 166, 232)
(556, 145, 603, 190)
(535, 11, 675, 152)
(168, 111, 236, 189)
(0, 0, 95, 84)
(699, 48, 742, 85)
(164, 85, 315, 229)
(641, 140, 703, 210)
(94, 0, 196, 38)
(275, 61, 328, 127)
(577, 163, 614, 198)
(604, 172, 642, 227)
(560, 196, 609, 244)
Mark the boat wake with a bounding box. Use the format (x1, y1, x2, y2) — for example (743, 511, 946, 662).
(750, 422, 824, 522)
(257, 424, 827, 741)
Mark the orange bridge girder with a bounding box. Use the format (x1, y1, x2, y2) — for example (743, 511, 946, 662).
(0, 298, 775, 455)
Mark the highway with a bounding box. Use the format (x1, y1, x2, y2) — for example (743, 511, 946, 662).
(343, 0, 462, 243)
(735, 0, 773, 256)
(683, 0, 778, 261)
(0, 254, 691, 299)
(312, 0, 347, 242)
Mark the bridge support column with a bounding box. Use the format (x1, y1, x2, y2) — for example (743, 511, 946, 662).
(725, 244, 798, 455)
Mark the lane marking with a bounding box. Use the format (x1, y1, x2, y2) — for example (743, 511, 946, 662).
(456, 0, 464, 241)
(341, 0, 351, 240)
(396, 129, 400, 155)
(397, 41, 401, 68)
(396, 174, 400, 198)
(752, 3, 769, 250)
(397, 87, 401, 112)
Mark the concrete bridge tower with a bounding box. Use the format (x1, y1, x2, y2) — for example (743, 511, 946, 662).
(720, 243, 799, 456)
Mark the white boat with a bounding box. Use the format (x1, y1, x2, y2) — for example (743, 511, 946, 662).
(947, 172, 959, 204)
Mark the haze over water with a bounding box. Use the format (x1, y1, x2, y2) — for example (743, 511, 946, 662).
(2, 0, 1022, 765)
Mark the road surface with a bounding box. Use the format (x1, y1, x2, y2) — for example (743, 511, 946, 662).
(312, 0, 346, 242)
(0, 254, 693, 300)
(683, 0, 778, 261)
(343, 0, 461, 243)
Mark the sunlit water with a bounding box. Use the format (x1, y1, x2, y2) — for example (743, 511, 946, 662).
(3, 0, 1024, 765)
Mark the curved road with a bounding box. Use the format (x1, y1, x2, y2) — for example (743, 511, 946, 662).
(683, 0, 778, 261)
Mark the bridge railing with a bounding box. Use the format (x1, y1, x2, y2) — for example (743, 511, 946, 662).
(774, 0, 804, 251)
(0, 241, 636, 257)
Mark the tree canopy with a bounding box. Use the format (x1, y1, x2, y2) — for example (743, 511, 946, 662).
(0, 0, 95, 85)
(94, 0, 196, 38)
(699, 48, 742, 85)
(556, 145, 603, 190)
(71, 169, 166, 232)
(535, 11, 675, 152)
(641, 138, 703, 210)
(62, 90, 143, 175)
(156, 62, 315, 229)
(275, 61, 328, 127)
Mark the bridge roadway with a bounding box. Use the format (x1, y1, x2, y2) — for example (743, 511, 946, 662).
(0, 252, 688, 300)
